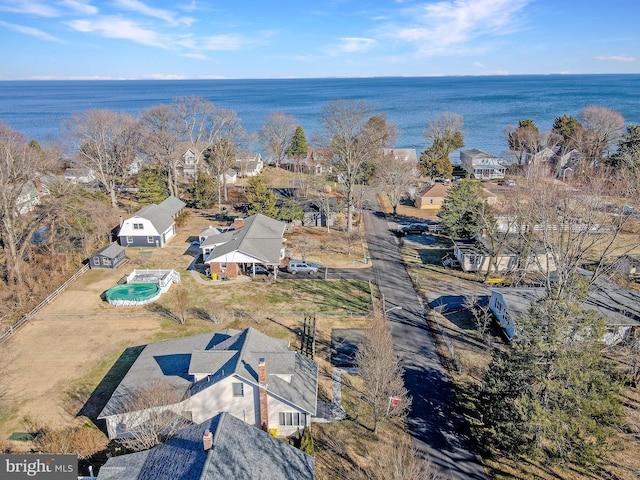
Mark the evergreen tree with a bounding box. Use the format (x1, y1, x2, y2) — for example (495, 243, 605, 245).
(286, 125, 308, 159)
(137, 166, 169, 205)
(276, 197, 304, 223)
(437, 180, 488, 238)
(607, 124, 640, 171)
(245, 175, 278, 217)
(300, 426, 315, 456)
(187, 174, 217, 209)
(552, 114, 584, 149)
(475, 281, 623, 466)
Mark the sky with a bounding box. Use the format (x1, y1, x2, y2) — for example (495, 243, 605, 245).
(0, 0, 639, 80)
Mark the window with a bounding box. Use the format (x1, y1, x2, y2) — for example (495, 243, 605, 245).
(232, 382, 244, 397)
(126, 236, 133, 244)
(92, 257, 100, 266)
(278, 412, 307, 426)
(133, 223, 143, 230)
(147, 236, 154, 244)
(102, 257, 110, 265)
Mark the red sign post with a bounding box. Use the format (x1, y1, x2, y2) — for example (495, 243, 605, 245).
(387, 395, 402, 415)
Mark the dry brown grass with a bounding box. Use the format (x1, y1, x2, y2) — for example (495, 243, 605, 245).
(0, 211, 375, 458)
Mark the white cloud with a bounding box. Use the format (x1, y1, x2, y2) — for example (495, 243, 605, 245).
(113, 0, 194, 26)
(61, 0, 98, 15)
(0, 0, 59, 17)
(182, 52, 208, 60)
(0, 20, 64, 42)
(383, 0, 531, 56)
(67, 16, 167, 48)
(338, 37, 377, 53)
(595, 55, 637, 62)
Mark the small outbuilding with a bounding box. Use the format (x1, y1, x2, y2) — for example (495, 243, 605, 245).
(88, 242, 127, 269)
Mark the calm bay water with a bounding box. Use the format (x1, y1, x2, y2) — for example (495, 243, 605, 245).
(1, 74, 639, 157)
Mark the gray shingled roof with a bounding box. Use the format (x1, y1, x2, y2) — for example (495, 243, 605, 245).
(94, 242, 126, 259)
(159, 195, 186, 217)
(98, 328, 318, 419)
(492, 274, 640, 328)
(134, 204, 174, 235)
(204, 214, 286, 264)
(97, 413, 315, 480)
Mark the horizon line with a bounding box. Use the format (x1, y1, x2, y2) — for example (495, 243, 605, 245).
(1, 72, 639, 82)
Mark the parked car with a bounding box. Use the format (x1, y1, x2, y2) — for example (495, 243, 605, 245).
(287, 260, 319, 274)
(247, 265, 271, 276)
(396, 223, 431, 236)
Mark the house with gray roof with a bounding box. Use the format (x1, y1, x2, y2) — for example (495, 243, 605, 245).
(98, 327, 318, 440)
(97, 412, 315, 480)
(88, 242, 127, 269)
(203, 214, 286, 279)
(460, 149, 506, 180)
(489, 274, 640, 344)
(118, 196, 186, 248)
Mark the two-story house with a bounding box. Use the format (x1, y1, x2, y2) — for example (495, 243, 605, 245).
(118, 196, 185, 248)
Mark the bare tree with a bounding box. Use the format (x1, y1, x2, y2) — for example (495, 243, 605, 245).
(322, 100, 396, 233)
(173, 97, 219, 183)
(138, 104, 186, 198)
(66, 109, 140, 208)
(373, 152, 419, 215)
(173, 284, 190, 325)
(206, 108, 246, 208)
(259, 112, 297, 169)
(463, 291, 493, 346)
(356, 315, 410, 433)
(578, 105, 625, 163)
(0, 124, 49, 286)
(116, 382, 191, 452)
(423, 112, 464, 156)
(367, 437, 441, 480)
(515, 163, 638, 295)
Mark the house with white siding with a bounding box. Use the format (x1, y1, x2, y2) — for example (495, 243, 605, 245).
(489, 274, 640, 344)
(98, 327, 318, 440)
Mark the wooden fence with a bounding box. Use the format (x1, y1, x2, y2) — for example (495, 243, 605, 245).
(0, 264, 90, 345)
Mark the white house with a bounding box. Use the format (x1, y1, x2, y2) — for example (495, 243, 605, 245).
(460, 149, 506, 180)
(383, 147, 418, 164)
(236, 153, 264, 177)
(98, 327, 319, 440)
(489, 274, 640, 344)
(118, 196, 185, 248)
(452, 234, 555, 274)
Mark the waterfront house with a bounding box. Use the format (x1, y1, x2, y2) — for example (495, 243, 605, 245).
(460, 149, 506, 180)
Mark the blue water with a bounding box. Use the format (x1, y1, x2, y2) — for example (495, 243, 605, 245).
(1, 75, 639, 157)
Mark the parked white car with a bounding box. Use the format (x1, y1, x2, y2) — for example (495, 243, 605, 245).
(287, 260, 319, 274)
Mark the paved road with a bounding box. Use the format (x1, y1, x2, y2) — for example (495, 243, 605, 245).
(363, 208, 487, 480)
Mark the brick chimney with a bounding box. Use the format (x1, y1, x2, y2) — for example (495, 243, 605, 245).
(258, 358, 269, 431)
(203, 429, 213, 451)
(234, 218, 244, 230)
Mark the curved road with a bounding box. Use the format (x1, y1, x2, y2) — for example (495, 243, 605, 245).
(363, 207, 487, 480)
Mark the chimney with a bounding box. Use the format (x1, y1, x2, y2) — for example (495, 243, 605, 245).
(234, 218, 244, 230)
(119, 215, 124, 228)
(35, 177, 42, 192)
(258, 358, 269, 431)
(203, 429, 213, 451)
